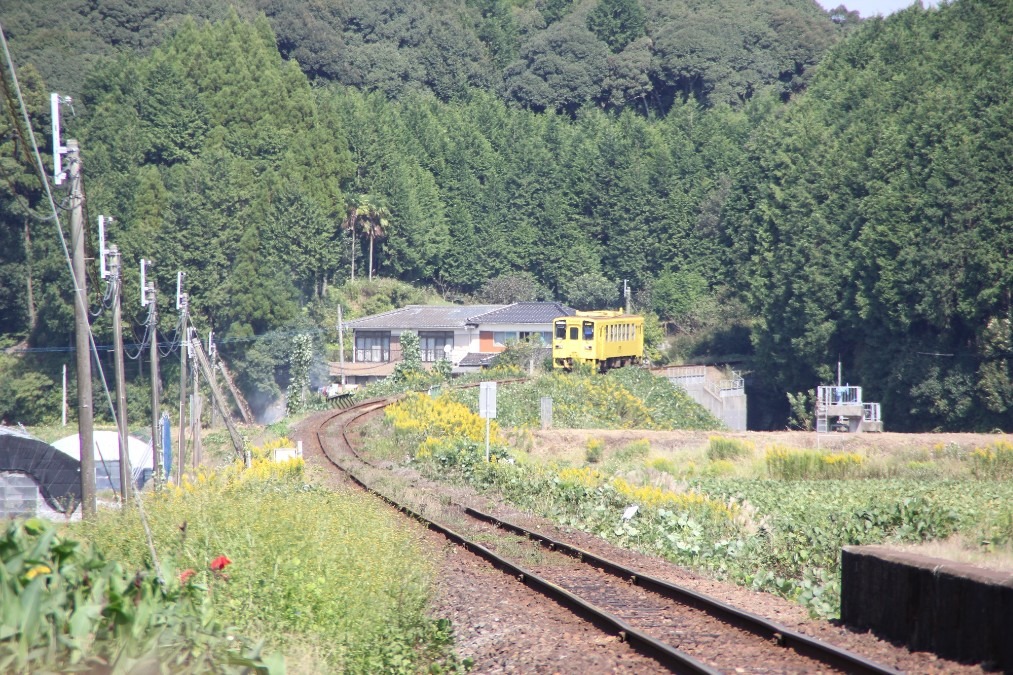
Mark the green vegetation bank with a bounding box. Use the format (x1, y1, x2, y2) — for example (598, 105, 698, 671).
(0, 0, 1010, 431)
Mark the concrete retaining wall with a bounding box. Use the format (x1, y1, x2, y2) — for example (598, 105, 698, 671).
(841, 545, 1013, 670)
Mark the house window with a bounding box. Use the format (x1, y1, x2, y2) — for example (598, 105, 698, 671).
(419, 332, 454, 362)
(493, 331, 518, 347)
(519, 331, 551, 345)
(355, 331, 391, 362)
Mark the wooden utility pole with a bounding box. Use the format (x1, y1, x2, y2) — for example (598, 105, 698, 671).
(208, 332, 219, 428)
(337, 306, 346, 392)
(145, 272, 162, 487)
(68, 139, 95, 516)
(176, 293, 188, 484)
(191, 340, 200, 470)
(109, 245, 130, 504)
(189, 336, 247, 465)
(218, 358, 253, 424)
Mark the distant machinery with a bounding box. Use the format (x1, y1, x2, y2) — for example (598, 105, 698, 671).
(816, 384, 883, 433)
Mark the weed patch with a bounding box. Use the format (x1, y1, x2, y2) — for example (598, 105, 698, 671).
(75, 449, 460, 673)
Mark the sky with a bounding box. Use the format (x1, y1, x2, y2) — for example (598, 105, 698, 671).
(816, 0, 936, 17)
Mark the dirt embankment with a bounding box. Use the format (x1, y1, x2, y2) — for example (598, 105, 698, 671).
(522, 428, 1010, 464)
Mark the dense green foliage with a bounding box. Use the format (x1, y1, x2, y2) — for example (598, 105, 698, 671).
(0, 0, 1010, 431)
(77, 457, 459, 672)
(724, 0, 1013, 429)
(0, 518, 279, 673)
(1, 0, 842, 113)
(454, 367, 723, 430)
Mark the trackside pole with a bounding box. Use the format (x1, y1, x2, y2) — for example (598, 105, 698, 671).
(479, 381, 497, 462)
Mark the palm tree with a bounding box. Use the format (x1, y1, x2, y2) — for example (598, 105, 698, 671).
(342, 195, 391, 281)
(340, 204, 359, 281)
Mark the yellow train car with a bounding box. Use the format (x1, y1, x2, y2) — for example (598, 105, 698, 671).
(552, 310, 644, 371)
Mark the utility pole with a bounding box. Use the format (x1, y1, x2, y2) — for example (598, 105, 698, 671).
(108, 242, 130, 505)
(191, 335, 200, 470)
(67, 138, 96, 517)
(208, 332, 219, 428)
(189, 336, 247, 465)
(176, 274, 188, 483)
(142, 259, 162, 487)
(337, 306, 346, 392)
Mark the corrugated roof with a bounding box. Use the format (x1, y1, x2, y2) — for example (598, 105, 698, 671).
(344, 305, 506, 330)
(468, 302, 575, 325)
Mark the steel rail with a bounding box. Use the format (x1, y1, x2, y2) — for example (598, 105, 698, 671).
(314, 401, 718, 674)
(311, 394, 901, 675)
(463, 508, 901, 675)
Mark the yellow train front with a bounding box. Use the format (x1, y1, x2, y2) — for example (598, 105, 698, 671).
(552, 310, 644, 372)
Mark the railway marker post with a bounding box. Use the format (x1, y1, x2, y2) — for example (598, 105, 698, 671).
(479, 381, 497, 462)
(540, 397, 552, 430)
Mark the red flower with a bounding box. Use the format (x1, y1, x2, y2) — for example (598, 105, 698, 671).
(179, 568, 196, 584)
(210, 555, 232, 572)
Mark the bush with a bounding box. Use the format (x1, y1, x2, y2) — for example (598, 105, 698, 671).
(585, 438, 604, 464)
(706, 436, 753, 461)
(77, 452, 456, 673)
(612, 439, 650, 464)
(0, 519, 277, 674)
(970, 440, 1013, 480)
(765, 446, 865, 480)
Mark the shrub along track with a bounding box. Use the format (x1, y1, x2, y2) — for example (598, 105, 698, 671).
(298, 399, 908, 675)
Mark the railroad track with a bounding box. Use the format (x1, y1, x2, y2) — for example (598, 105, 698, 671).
(302, 396, 901, 675)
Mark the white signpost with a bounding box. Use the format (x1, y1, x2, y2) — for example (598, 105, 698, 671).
(479, 381, 497, 462)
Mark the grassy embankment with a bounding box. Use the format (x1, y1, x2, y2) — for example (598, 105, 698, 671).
(9, 425, 461, 674)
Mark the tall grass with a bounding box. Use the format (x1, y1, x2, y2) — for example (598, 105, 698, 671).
(706, 436, 754, 462)
(970, 441, 1013, 480)
(765, 446, 865, 480)
(76, 456, 456, 673)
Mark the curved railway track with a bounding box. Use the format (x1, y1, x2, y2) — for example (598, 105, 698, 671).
(302, 397, 902, 675)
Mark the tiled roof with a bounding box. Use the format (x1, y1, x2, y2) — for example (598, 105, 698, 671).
(467, 302, 575, 325)
(344, 305, 505, 330)
(458, 352, 498, 367)
(458, 347, 552, 368)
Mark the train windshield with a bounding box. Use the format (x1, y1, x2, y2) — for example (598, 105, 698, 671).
(582, 322, 595, 340)
(555, 321, 567, 339)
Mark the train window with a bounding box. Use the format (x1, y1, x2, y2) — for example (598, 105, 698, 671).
(583, 322, 594, 340)
(569, 326, 578, 340)
(555, 322, 567, 339)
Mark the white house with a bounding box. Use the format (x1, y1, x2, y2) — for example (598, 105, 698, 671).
(335, 302, 574, 384)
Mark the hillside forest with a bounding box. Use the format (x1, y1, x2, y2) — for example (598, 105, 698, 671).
(0, 0, 1009, 431)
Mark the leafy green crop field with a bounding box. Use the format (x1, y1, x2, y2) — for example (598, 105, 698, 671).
(380, 375, 1013, 619)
